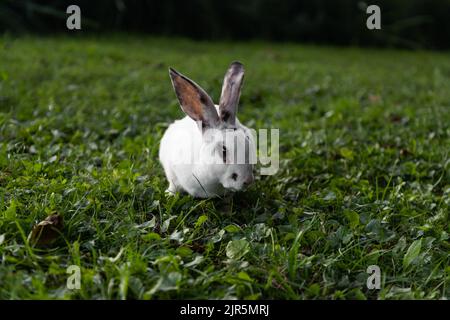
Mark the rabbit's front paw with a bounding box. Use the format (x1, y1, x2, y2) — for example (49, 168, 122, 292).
(165, 183, 179, 196)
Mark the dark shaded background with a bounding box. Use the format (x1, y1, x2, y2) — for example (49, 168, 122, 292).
(1, 0, 449, 49)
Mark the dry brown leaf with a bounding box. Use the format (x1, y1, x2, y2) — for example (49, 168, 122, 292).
(368, 94, 381, 104)
(28, 213, 64, 246)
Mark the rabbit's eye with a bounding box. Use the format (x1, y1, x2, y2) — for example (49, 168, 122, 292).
(231, 173, 238, 181)
(222, 145, 227, 163)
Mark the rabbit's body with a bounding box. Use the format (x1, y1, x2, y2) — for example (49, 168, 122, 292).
(159, 62, 255, 198)
(159, 105, 252, 198)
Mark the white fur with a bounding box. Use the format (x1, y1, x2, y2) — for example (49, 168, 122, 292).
(159, 105, 255, 198)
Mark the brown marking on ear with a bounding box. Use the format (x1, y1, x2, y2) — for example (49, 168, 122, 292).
(169, 68, 219, 128)
(219, 61, 245, 126)
(170, 70, 204, 118)
(220, 110, 231, 123)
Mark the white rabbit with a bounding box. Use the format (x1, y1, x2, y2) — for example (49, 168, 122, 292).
(159, 61, 255, 198)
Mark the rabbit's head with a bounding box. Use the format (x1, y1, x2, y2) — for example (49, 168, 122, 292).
(169, 62, 255, 192)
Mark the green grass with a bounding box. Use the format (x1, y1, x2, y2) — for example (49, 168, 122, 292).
(0, 35, 449, 299)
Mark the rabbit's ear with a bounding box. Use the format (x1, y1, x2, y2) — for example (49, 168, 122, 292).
(219, 61, 244, 126)
(169, 68, 220, 129)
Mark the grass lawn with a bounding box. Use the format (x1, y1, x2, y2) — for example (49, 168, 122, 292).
(0, 35, 449, 299)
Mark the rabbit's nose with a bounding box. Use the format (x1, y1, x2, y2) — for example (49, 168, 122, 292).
(244, 175, 254, 186)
